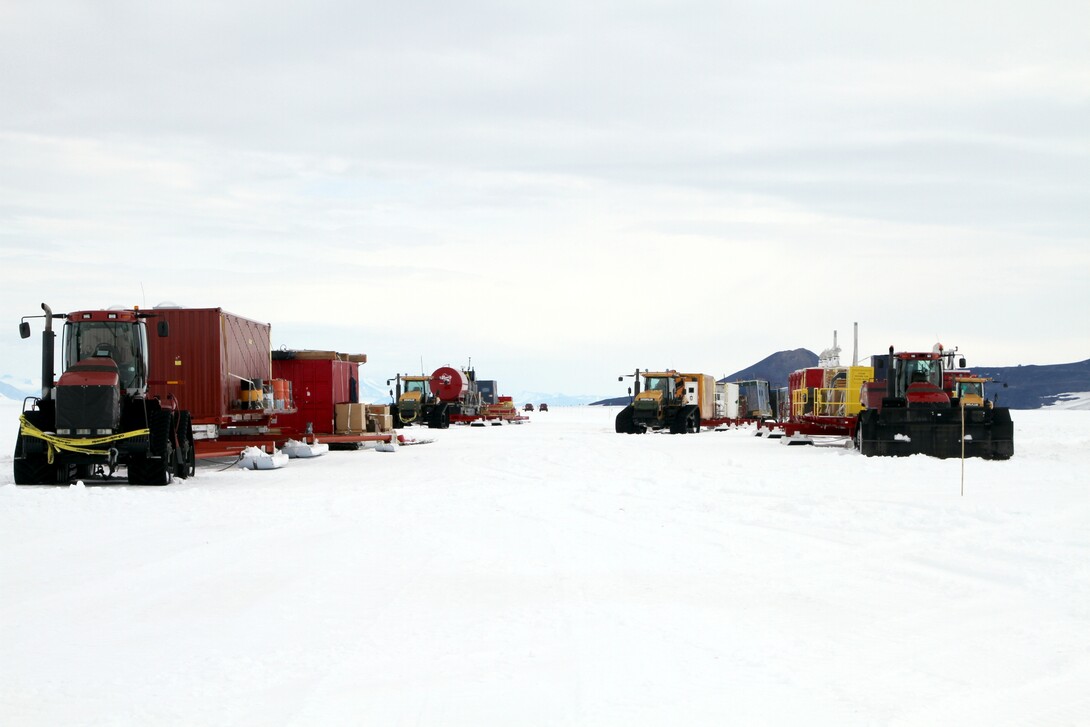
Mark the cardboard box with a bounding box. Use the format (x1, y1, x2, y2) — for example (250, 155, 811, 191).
(367, 414, 393, 433)
(335, 403, 367, 433)
(366, 404, 390, 416)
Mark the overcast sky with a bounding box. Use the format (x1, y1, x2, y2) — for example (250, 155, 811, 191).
(1, 0, 1087, 395)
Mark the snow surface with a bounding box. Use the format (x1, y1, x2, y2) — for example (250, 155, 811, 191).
(1045, 391, 1090, 411)
(1, 400, 1088, 726)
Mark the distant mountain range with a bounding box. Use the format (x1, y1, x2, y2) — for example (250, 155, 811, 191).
(590, 350, 1090, 410)
(0, 375, 36, 402)
(969, 360, 1090, 409)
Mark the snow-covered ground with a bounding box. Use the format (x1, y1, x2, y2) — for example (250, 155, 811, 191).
(1, 399, 1087, 726)
(1046, 391, 1090, 410)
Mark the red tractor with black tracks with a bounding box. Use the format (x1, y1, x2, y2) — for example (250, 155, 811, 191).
(14, 303, 195, 485)
(855, 345, 1014, 460)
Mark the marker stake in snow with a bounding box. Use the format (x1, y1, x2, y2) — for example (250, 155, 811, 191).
(961, 398, 966, 496)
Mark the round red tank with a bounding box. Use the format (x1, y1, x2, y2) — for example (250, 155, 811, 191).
(430, 366, 469, 402)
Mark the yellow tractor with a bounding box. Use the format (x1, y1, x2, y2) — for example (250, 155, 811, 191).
(387, 374, 437, 428)
(951, 375, 992, 408)
(615, 369, 714, 434)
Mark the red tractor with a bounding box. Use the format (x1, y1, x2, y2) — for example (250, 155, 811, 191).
(14, 303, 195, 485)
(855, 346, 1013, 459)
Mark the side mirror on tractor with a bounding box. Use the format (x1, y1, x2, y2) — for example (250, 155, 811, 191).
(157, 320, 169, 337)
(19, 322, 31, 339)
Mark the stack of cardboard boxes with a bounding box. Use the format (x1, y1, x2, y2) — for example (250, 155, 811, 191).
(365, 404, 393, 433)
(335, 403, 393, 434)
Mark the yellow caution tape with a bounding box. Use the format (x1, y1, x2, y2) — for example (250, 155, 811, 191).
(19, 414, 151, 464)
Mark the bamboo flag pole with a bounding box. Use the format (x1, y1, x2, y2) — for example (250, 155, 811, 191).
(961, 398, 966, 496)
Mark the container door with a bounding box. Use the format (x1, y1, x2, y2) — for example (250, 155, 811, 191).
(684, 382, 698, 406)
(726, 383, 740, 418)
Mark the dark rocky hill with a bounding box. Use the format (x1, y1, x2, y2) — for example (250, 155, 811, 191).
(719, 348, 817, 388)
(969, 359, 1090, 409)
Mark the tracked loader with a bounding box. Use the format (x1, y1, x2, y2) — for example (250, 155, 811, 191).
(615, 370, 712, 434)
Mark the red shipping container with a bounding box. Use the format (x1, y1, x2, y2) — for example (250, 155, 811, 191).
(272, 358, 360, 435)
(146, 307, 273, 427)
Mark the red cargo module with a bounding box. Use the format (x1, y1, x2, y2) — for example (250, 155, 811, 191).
(145, 307, 275, 432)
(272, 354, 364, 436)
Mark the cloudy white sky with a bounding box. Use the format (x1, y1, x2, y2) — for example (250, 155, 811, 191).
(1, 0, 1087, 395)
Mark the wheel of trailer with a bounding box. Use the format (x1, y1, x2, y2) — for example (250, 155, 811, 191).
(615, 405, 636, 434)
(427, 405, 450, 429)
(131, 409, 174, 486)
(13, 428, 52, 485)
(855, 411, 875, 456)
(173, 411, 195, 479)
(686, 407, 701, 434)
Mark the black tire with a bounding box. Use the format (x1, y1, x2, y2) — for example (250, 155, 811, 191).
(13, 428, 53, 484)
(615, 405, 636, 434)
(130, 410, 174, 486)
(668, 406, 700, 434)
(54, 462, 78, 485)
(687, 407, 701, 434)
(855, 410, 878, 456)
(391, 405, 405, 429)
(173, 411, 195, 479)
(669, 408, 687, 434)
(427, 404, 450, 429)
